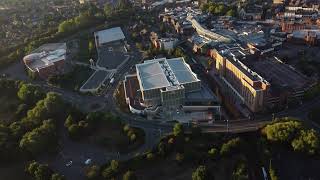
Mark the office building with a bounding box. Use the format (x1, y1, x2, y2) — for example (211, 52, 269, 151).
(136, 57, 201, 107)
(211, 46, 270, 112)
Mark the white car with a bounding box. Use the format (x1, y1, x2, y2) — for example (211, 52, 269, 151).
(66, 161, 72, 167)
(84, 159, 92, 165)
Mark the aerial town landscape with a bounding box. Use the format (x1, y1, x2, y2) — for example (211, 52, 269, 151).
(1, 0, 320, 179)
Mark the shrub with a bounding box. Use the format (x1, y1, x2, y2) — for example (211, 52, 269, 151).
(130, 134, 136, 142)
(123, 170, 137, 180)
(220, 137, 243, 156)
(192, 165, 209, 180)
(175, 153, 184, 164)
(85, 165, 100, 179)
(208, 148, 218, 160)
(146, 153, 154, 160)
(123, 124, 130, 133)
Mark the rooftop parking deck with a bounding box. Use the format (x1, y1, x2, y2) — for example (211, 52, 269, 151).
(251, 57, 309, 90)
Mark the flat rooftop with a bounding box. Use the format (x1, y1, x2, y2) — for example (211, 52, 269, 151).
(218, 46, 266, 83)
(185, 85, 219, 103)
(23, 43, 66, 72)
(97, 43, 129, 70)
(251, 57, 309, 90)
(136, 57, 200, 91)
(94, 27, 125, 45)
(124, 75, 145, 110)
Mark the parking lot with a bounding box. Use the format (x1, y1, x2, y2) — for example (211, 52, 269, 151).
(80, 70, 114, 92)
(96, 42, 130, 70)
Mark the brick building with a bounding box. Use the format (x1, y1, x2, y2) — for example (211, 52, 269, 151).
(23, 43, 67, 79)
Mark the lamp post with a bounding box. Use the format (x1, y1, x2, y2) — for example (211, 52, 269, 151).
(226, 119, 229, 133)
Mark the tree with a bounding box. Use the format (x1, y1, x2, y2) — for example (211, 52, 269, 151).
(226, 9, 236, 17)
(19, 119, 57, 154)
(173, 123, 184, 137)
(232, 161, 249, 180)
(123, 170, 137, 180)
(220, 138, 243, 156)
(26, 161, 59, 180)
(269, 160, 279, 180)
(43, 92, 64, 116)
(262, 121, 303, 143)
(110, 160, 120, 172)
(146, 152, 154, 160)
(291, 129, 319, 155)
(208, 148, 218, 160)
(102, 167, 115, 179)
(15, 103, 28, 119)
(104, 3, 114, 18)
(68, 124, 81, 139)
(35, 164, 53, 180)
(175, 153, 184, 163)
(158, 141, 168, 156)
(64, 115, 75, 128)
(102, 160, 120, 179)
(85, 165, 100, 179)
(17, 83, 44, 105)
(26, 161, 52, 180)
(192, 165, 209, 180)
(130, 133, 136, 142)
(9, 121, 29, 139)
(123, 124, 130, 133)
(58, 20, 75, 33)
(51, 173, 66, 180)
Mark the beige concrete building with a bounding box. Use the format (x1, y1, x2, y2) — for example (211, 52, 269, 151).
(211, 47, 270, 112)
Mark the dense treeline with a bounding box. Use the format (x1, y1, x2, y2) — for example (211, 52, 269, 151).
(91, 119, 320, 180)
(262, 119, 320, 155)
(201, 2, 237, 17)
(0, 78, 67, 161)
(25, 160, 65, 180)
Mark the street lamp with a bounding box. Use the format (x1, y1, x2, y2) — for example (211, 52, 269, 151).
(226, 119, 229, 133)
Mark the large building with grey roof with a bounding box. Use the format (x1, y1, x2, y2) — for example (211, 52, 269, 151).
(136, 57, 201, 107)
(23, 43, 67, 79)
